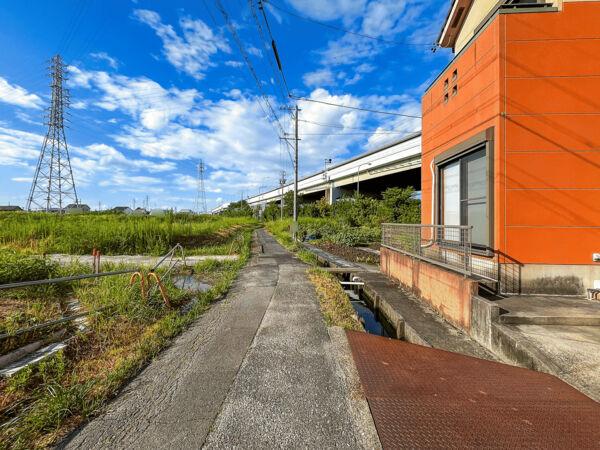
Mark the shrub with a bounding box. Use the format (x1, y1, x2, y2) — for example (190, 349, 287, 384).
(379, 187, 421, 224)
(0, 250, 57, 284)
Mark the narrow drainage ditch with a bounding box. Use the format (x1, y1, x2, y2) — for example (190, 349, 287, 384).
(340, 279, 395, 338)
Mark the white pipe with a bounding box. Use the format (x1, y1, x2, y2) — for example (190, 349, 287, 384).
(430, 159, 435, 224)
(419, 160, 437, 250)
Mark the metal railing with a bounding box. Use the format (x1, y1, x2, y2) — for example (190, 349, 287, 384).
(0, 243, 187, 341)
(381, 224, 498, 282)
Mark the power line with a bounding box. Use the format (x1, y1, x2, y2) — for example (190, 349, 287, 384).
(214, 0, 285, 135)
(299, 118, 399, 133)
(257, 0, 291, 96)
(264, 0, 433, 47)
(291, 95, 422, 118)
(248, 0, 288, 103)
(297, 132, 406, 136)
(214, 0, 295, 165)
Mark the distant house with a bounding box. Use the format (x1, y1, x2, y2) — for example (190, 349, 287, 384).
(179, 209, 194, 215)
(65, 203, 91, 214)
(112, 206, 133, 214)
(131, 207, 148, 216)
(0, 205, 23, 212)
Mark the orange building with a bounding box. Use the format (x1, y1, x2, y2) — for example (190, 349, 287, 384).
(421, 0, 600, 295)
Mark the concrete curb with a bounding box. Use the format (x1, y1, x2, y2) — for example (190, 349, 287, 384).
(327, 326, 382, 450)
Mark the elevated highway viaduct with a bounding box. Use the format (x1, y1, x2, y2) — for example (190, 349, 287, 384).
(236, 132, 422, 213)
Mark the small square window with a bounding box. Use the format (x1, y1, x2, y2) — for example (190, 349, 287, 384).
(452, 85, 458, 96)
(444, 93, 449, 104)
(452, 69, 458, 81)
(444, 79, 449, 91)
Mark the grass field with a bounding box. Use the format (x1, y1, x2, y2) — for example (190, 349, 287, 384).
(0, 214, 256, 448)
(0, 212, 257, 255)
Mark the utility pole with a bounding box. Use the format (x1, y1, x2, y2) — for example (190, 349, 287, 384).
(280, 104, 300, 240)
(293, 104, 299, 239)
(27, 54, 78, 212)
(279, 170, 286, 220)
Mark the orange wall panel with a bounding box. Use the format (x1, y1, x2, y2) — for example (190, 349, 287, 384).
(422, 4, 600, 266)
(506, 189, 600, 227)
(506, 77, 600, 115)
(506, 152, 600, 189)
(505, 40, 600, 78)
(505, 115, 600, 152)
(505, 227, 600, 264)
(506, 2, 600, 41)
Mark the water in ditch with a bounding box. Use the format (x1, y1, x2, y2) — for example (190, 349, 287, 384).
(344, 288, 391, 337)
(172, 275, 212, 293)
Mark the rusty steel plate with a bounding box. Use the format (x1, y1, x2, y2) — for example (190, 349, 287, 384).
(346, 330, 600, 449)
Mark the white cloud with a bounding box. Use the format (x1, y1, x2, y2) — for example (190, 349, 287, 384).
(71, 100, 87, 109)
(247, 46, 263, 58)
(286, 0, 367, 24)
(0, 122, 177, 198)
(15, 111, 39, 125)
(133, 9, 230, 80)
(303, 69, 335, 87)
(68, 66, 199, 131)
(90, 52, 120, 69)
(297, 0, 439, 87)
(0, 77, 44, 109)
(224, 60, 244, 68)
(0, 126, 43, 166)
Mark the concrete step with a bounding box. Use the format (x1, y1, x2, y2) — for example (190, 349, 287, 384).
(499, 314, 600, 326)
(496, 295, 600, 326)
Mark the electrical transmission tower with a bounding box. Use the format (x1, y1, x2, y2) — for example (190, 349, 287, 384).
(27, 55, 78, 212)
(195, 160, 207, 214)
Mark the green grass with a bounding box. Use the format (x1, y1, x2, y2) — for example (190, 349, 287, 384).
(0, 212, 257, 255)
(308, 268, 363, 331)
(0, 228, 254, 449)
(265, 217, 380, 248)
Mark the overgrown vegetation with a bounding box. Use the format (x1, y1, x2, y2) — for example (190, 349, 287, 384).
(263, 187, 420, 226)
(308, 269, 362, 331)
(219, 200, 254, 218)
(0, 212, 256, 255)
(0, 223, 254, 449)
(262, 187, 419, 248)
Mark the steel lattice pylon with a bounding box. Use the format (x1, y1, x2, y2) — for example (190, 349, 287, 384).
(27, 54, 78, 212)
(195, 160, 207, 214)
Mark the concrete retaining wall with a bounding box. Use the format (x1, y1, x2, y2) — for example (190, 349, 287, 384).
(380, 246, 478, 331)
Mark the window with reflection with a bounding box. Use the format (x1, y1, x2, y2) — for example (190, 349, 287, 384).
(440, 146, 489, 247)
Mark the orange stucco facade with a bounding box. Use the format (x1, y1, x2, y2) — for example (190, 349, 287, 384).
(421, 2, 600, 291)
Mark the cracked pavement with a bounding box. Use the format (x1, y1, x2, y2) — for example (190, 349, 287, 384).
(60, 229, 378, 449)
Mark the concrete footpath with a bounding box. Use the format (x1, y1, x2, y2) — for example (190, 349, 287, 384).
(60, 230, 378, 449)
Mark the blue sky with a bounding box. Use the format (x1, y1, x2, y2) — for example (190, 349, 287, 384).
(0, 0, 452, 210)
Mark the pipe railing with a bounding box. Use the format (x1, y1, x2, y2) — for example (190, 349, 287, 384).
(381, 223, 497, 281)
